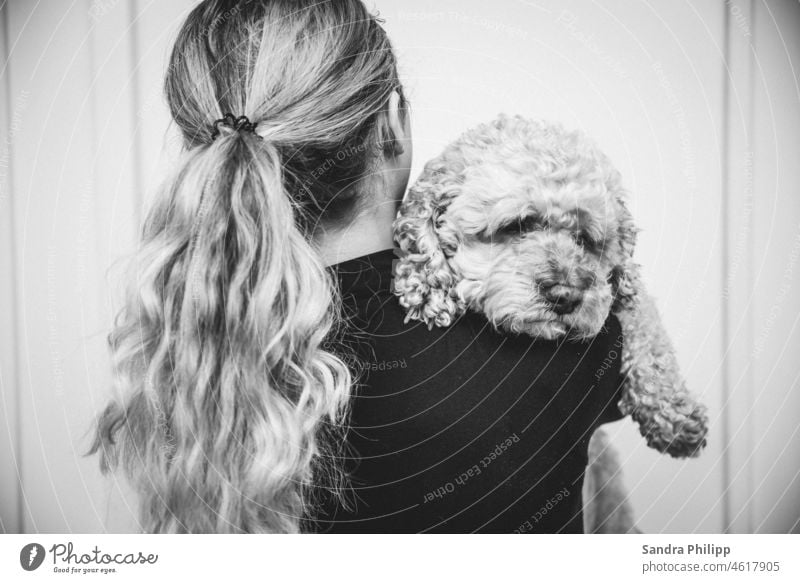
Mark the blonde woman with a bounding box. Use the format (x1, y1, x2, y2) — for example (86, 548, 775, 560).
(91, 0, 626, 534)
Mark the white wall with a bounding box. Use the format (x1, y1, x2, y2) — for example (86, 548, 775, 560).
(0, 0, 797, 533)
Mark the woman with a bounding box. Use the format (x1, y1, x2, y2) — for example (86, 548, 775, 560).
(90, 0, 624, 534)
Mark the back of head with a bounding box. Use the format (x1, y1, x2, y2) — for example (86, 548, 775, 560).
(89, 0, 404, 533)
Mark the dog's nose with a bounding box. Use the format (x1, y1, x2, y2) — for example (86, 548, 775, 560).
(542, 284, 582, 315)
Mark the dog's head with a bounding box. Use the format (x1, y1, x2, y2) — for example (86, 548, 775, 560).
(394, 116, 638, 339)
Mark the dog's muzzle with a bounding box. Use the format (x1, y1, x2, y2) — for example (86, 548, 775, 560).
(541, 283, 583, 315)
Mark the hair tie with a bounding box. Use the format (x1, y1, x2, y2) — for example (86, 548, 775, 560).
(211, 113, 258, 140)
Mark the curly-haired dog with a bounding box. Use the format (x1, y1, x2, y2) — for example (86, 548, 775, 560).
(393, 115, 708, 458)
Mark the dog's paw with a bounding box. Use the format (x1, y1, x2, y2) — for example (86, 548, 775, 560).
(510, 320, 568, 340)
(630, 393, 709, 458)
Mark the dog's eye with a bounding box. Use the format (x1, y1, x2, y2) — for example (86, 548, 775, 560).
(576, 232, 598, 250)
(520, 215, 539, 231)
(497, 215, 539, 237)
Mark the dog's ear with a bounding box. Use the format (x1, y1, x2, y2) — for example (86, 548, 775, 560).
(609, 193, 641, 313)
(393, 179, 464, 328)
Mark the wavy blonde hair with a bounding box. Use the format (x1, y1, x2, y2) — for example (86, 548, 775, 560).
(89, 0, 405, 533)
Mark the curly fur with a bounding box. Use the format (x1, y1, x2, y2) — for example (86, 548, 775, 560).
(616, 271, 708, 457)
(394, 115, 707, 458)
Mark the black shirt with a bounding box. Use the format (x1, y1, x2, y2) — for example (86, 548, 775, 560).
(314, 248, 624, 533)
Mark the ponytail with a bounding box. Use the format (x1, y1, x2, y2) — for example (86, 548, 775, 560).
(91, 130, 351, 533)
(90, 0, 404, 533)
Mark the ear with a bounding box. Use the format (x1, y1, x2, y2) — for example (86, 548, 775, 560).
(386, 90, 409, 155)
(393, 178, 464, 328)
(377, 90, 411, 159)
(609, 193, 641, 313)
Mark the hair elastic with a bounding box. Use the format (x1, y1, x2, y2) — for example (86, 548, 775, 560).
(211, 113, 258, 140)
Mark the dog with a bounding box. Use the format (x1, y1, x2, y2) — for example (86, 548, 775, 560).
(393, 115, 708, 459)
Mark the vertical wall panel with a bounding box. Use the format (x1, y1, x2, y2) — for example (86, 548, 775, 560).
(5, 0, 142, 533)
(83, 0, 148, 533)
(750, 0, 800, 534)
(5, 0, 67, 531)
(722, 0, 757, 534)
(9, 0, 102, 532)
(0, 0, 22, 534)
(719, 0, 800, 535)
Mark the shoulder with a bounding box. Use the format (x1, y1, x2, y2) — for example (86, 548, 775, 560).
(343, 285, 622, 401)
(330, 247, 624, 409)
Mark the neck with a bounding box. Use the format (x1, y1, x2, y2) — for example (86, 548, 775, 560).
(313, 197, 398, 266)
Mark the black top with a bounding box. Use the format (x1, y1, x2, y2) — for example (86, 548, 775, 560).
(314, 248, 624, 533)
